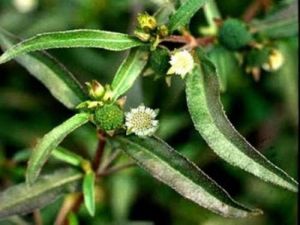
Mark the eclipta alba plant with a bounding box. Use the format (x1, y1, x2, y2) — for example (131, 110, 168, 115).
(0, 0, 297, 223)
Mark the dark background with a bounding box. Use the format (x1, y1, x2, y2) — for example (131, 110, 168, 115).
(0, 0, 298, 224)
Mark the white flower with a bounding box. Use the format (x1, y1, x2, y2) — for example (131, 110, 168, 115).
(125, 105, 159, 137)
(13, 0, 38, 13)
(262, 49, 284, 72)
(167, 50, 194, 78)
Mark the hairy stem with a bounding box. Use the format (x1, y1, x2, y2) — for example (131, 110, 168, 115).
(97, 162, 136, 176)
(92, 131, 106, 171)
(54, 193, 83, 225)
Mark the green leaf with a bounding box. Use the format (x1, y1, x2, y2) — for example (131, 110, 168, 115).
(52, 147, 85, 167)
(26, 113, 90, 185)
(114, 135, 261, 217)
(207, 45, 240, 92)
(83, 172, 96, 217)
(0, 169, 82, 219)
(111, 48, 149, 101)
(0, 29, 87, 109)
(149, 46, 170, 76)
(185, 48, 298, 192)
(251, 1, 298, 38)
(68, 212, 79, 225)
(0, 29, 144, 64)
(168, 0, 207, 32)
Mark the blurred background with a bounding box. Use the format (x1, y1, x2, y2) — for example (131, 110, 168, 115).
(0, 0, 298, 224)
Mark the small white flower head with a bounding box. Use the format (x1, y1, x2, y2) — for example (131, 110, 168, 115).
(167, 50, 194, 78)
(13, 0, 38, 13)
(262, 49, 284, 72)
(125, 105, 159, 137)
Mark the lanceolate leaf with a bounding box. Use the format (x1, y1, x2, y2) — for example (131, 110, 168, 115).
(83, 172, 96, 216)
(0, 169, 82, 219)
(168, 0, 207, 32)
(185, 49, 298, 192)
(0, 29, 87, 109)
(114, 135, 260, 217)
(27, 113, 90, 185)
(0, 29, 144, 64)
(111, 48, 149, 101)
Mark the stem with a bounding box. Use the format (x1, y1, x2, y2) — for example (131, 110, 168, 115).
(97, 148, 122, 174)
(92, 131, 106, 171)
(243, 0, 272, 22)
(203, 0, 221, 29)
(33, 210, 43, 225)
(97, 162, 136, 176)
(161, 35, 215, 48)
(54, 193, 83, 225)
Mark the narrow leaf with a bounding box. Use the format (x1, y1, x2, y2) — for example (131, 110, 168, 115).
(83, 172, 96, 217)
(185, 48, 298, 192)
(168, 0, 207, 32)
(0, 29, 87, 109)
(111, 48, 149, 101)
(27, 113, 90, 185)
(207, 45, 240, 92)
(0, 29, 144, 64)
(52, 147, 85, 167)
(114, 135, 261, 217)
(0, 169, 82, 219)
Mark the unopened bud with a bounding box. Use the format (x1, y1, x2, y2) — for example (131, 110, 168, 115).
(86, 80, 105, 100)
(137, 12, 157, 32)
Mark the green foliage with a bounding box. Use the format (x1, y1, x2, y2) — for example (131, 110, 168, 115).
(0, 169, 82, 219)
(111, 48, 149, 101)
(207, 45, 239, 92)
(0, 0, 298, 224)
(149, 46, 170, 76)
(0, 29, 87, 109)
(26, 113, 90, 185)
(218, 19, 252, 50)
(186, 48, 298, 192)
(0, 30, 144, 64)
(94, 104, 124, 131)
(245, 48, 270, 67)
(83, 172, 96, 216)
(168, 0, 208, 32)
(113, 135, 260, 217)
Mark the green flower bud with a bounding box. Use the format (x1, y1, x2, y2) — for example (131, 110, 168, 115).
(149, 47, 170, 76)
(94, 104, 124, 131)
(219, 19, 252, 50)
(85, 80, 105, 100)
(246, 48, 270, 68)
(137, 12, 157, 32)
(157, 25, 169, 37)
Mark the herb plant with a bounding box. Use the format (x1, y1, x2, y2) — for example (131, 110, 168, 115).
(0, 0, 298, 224)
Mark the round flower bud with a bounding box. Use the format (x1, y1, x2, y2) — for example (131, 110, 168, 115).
(94, 104, 124, 131)
(246, 48, 270, 68)
(219, 19, 252, 50)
